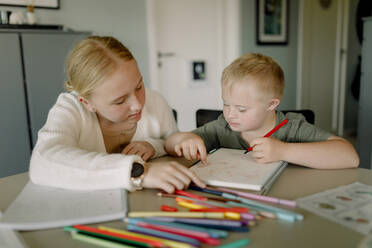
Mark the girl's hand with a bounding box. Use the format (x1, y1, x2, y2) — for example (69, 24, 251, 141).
(142, 161, 206, 193)
(249, 137, 287, 163)
(122, 141, 155, 161)
(174, 136, 207, 164)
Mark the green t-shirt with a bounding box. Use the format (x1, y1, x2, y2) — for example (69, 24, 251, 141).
(192, 111, 333, 152)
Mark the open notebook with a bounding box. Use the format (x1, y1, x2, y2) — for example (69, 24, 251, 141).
(0, 181, 127, 231)
(190, 148, 287, 193)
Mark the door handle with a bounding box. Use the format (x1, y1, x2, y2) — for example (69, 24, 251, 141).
(157, 52, 176, 59)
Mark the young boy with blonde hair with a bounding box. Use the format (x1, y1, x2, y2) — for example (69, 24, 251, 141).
(165, 53, 359, 169)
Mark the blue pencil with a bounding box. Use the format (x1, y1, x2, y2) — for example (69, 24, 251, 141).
(127, 224, 201, 247)
(188, 185, 223, 196)
(125, 218, 227, 238)
(147, 217, 249, 232)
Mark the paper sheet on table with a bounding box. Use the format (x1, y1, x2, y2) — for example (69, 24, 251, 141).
(0, 181, 127, 230)
(297, 182, 372, 235)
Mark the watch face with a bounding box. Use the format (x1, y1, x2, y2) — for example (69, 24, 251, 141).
(131, 162, 144, 178)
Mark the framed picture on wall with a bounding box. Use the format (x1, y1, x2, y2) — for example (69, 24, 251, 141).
(0, 0, 59, 9)
(256, 0, 288, 45)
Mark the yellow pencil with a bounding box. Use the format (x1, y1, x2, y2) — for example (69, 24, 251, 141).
(176, 200, 241, 220)
(128, 211, 225, 219)
(177, 201, 207, 210)
(98, 226, 194, 248)
(224, 212, 241, 220)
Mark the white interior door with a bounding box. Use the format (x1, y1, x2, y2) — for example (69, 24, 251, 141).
(298, 0, 349, 134)
(147, 0, 240, 131)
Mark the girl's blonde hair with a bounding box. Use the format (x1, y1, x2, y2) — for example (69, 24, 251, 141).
(64, 36, 134, 98)
(221, 53, 285, 99)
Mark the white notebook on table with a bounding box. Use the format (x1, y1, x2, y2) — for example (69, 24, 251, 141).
(190, 148, 287, 193)
(0, 181, 127, 231)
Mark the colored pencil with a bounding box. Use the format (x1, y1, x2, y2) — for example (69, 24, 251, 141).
(126, 218, 210, 238)
(127, 224, 201, 247)
(70, 231, 135, 248)
(66, 225, 163, 248)
(190, 207, 249, 213)
(190, 185, 302, 221)
(125, 218, 228, 238)
(127, 219, 220, 245)
(189, 185, 223, 196)
(177, 195, 230, 208)
(227, 199, 301, 222)
(216, 238, 251, 248)
(177, 201, 207, 210)
(157, 192, 235, 203)
(99, 226, 194, 248)
(174, 189, 207, 201)
(215, 186, 296, 207)
(161, 205, 178, 212)
(128, 211, 225, 219)
(147, 217, 250, 232)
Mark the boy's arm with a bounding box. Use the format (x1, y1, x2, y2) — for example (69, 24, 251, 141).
(165, 132, 195, 156)
(279, 136, 359, 169)
(165, 132, 207, 163)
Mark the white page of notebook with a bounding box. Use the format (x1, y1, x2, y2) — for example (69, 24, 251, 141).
(0, 181, 127, 230)
(0, 229, 29, 248)
(190, 148, 286, 191)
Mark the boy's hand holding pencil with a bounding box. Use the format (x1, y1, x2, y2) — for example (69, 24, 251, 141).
(249, 137, 287, 164)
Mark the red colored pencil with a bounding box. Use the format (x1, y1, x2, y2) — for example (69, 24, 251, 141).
(246, 118, 289, 153)
(174, 189, 207, 201)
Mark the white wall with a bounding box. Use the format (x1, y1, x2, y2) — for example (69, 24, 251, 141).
(0, 0, 150, 85)
(151, 0, 228, 131)
(240, 0, 299, 110)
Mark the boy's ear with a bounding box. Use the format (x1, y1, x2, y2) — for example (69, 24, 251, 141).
(78, 96, 97, 113)
(267, 98, 280, 111)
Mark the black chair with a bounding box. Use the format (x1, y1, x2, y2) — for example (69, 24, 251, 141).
(172, 109, 178, 122)
(196, 109, 222, 127)
(280, 109, 315, 124)
(196, 108, 315, 127)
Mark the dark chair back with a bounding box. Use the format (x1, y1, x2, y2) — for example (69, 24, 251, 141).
(172, 109, 178, 122)
(196, 109, 222, 127)
(196, 108, 315, 127)
(280, 109, 315, 124)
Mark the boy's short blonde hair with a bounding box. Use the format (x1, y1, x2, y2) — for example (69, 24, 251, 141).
(221, 53, 285, 99)
(65, 36, 134, 98)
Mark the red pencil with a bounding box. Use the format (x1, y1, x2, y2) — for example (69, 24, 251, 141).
(174, 189, 207, 201)
(245, 118, 289, 153)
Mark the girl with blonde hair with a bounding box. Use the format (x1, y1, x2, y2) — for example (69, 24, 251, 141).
(30, 36, 205, 192)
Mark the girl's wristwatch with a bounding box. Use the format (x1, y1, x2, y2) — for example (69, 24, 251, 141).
(130, 162, 145, 190)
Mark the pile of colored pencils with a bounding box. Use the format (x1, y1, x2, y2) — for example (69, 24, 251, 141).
(64, 186, 302, 248)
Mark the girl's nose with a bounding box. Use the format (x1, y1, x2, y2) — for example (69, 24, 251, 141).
(129, 95, 141, 112)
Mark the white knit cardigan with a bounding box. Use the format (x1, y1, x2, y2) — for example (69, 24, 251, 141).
(29, 89, 178, 191)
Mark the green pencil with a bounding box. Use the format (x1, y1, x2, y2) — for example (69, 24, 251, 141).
(216, 238, 251, 248)
(65, 226, 150, 248)
(70, 231, 135, 248)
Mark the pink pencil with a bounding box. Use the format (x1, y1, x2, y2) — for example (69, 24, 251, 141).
(216, 187, 296, 208)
